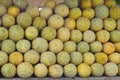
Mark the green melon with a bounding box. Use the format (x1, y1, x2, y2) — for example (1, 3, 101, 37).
(57, 51, 70, 66)
(110, 30, 120, 42)
(32, 37, 48, 53)
(24, 50, 40, 65)
(1, 63, 16, 78)
(64, 0, 78, 8)
(64, 18, 75, 30)
(1, 39, 15, 54)
(17, 12, 32, 28)
(0, 4, 6, 17)
(109, 52, 120, 64)
(0, 51, 8, 66)
(44, 0, 56, 9)
(64, 63, 77, 78)
(40, 51, 56, 67)
(117, 19, 120, 30)
(0, 27, 8, 41)
(9, 25, 24, 42)
(0, 0, 13, 8)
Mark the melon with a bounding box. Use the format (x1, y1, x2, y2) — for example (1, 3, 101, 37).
(57, 51, 70, 66)
(33, 17, 46, 30)
(26, 5, 39, 19)
(90, 41, 103, 53)
(104, 62, 118, 76)
(0, 51, 8, 66)
(110, 30, 120, 42)
(64, 18, 75, 30)
(77, 17, 90, 32)
(25, 26, 38, 40)
(103, 42, 115, 55)
(9, 25, 24, 42)
(70, 30, 82, 43)
(16, 39, 31, 53)
(64, 63, 77, 78)
(54, 4, 69, 17)
(117, 19, 120, 30)
(92, 0, 104, 8)
(64, 0, 78, 8)
(70, 52, 83, 65)
(48, 14, 64, 29)
(9, 52, 23, 66)
(0, 4, 6, 17)
(90, 18, 103, 32)
(77, 41, 90, 54)
(24, 50, 40, 65)
(17, 62, 33, 78)
(17, 12, 32, 28)
(1, 39, 15, 54)
(40, 51, 56, 67)
(40, 7, 53, 20)
(118, 64, 120, 75)
(49, 64, 63, 78)
(105, 0, 116, 8)
(95, 52, 108, 65)
(2, 14, 15, 28)
(0, 19, 1, 26)
(83, 30, 96, 43)
(57, 27, 70, 42)
(109, 52, 120, 64)
(15, 0, 28, 11)
(82, 8, 95, 19)
(41, 26, 56, 41)
(78, 63, 91, 77)
(49, 39, 63, 54)
(32, 37, 48, 53)
(69, 7, 82, 20)
(104, 18, 116, 31)
(91, 63, 104, 77)
(96, 30, 110, 43)
(114, 42, 120, 52)
(83, 52, 95, 65)
(0, 0, 13, 8)
(0, 27, 8, 41)
(1, 63, 16, 78)
(95, 4, 109, 19)
(81, 0, 92, 9)
(44, 0, 56, 9)
(34, 63, 48, 78)
(64, 41, 76, 54)
(8, 6, 20, 17)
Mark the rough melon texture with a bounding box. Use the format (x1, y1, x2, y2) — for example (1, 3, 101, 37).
(92, 0, 104, 8)
(83, 52, 95, 65)
(70, 52, 83, 65)
(0, 27, 8, 41)
(41, 26, 56, 41)
(81, 0, 92, 9)
(90, 41, 103, 53)
(16, 39, 31, 53)
(64, 63, 77, 78)
(40, 51, 56, 67)
(77, 41, 90, 54)
(34, 63, 48, 78)
(17, 12, 32, 28)
(1, 39, 15, 54)
(24, 50, 40, 65)
(0, 4, 6, 17)
(9, 25, 24, 42)
(44, 0, 56, 9)
(91, 63, 104, 77)
(114, 42, 120, 52)
(9, 52, 23, 66)
(0, 51, 8, 66)
(57, 27, 70, 42)
(77, 17, 90, 32)
(64, 18, 75, 30)
(117, 19, 120, 30)
(109, 53, 120, 64)
(15, 0, 28, 11)
(104, 62, 118, 77)
(78, 63, 91, 77)
(49, 64, 63, 78)
(105, 0, 116, 8)
(1, 63, 16, 78)
(54, 4, 69, 17)
(2, 14, 15, 28)
(0, 0, 13, 8)
(32, 37, 48, 53)
(17, 62, 33, 78)
(33, 17, 46, 30)
(26, 5, 39, 19)
(103, 42, 115, 55)
(48, 14, 64, 29)
(110, 30, 120, 42)
(64, 0, 78, 8)
(8, 6, 20, 17)
(57, 51, 70, 66)
(90, 18, 103, 32)
(49, 39, 63, 54)
(95, 52, 108, 65)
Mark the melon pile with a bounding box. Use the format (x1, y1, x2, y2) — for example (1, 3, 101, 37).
(1, 0, 120, 78)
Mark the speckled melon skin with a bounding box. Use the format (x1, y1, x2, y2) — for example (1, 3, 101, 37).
(0, 4, 6, 17)
(0, 0, 13, 8)
(92, 0, 104, 8)
(0, 27, 8, 41)
(0, 51, 8, 66)
(109, 53, 120, 64)
(64, 18, 75, 30)
(44, 0, 56, 9)
(64, 0, 78, 8)
(110, 30, 120, 42)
